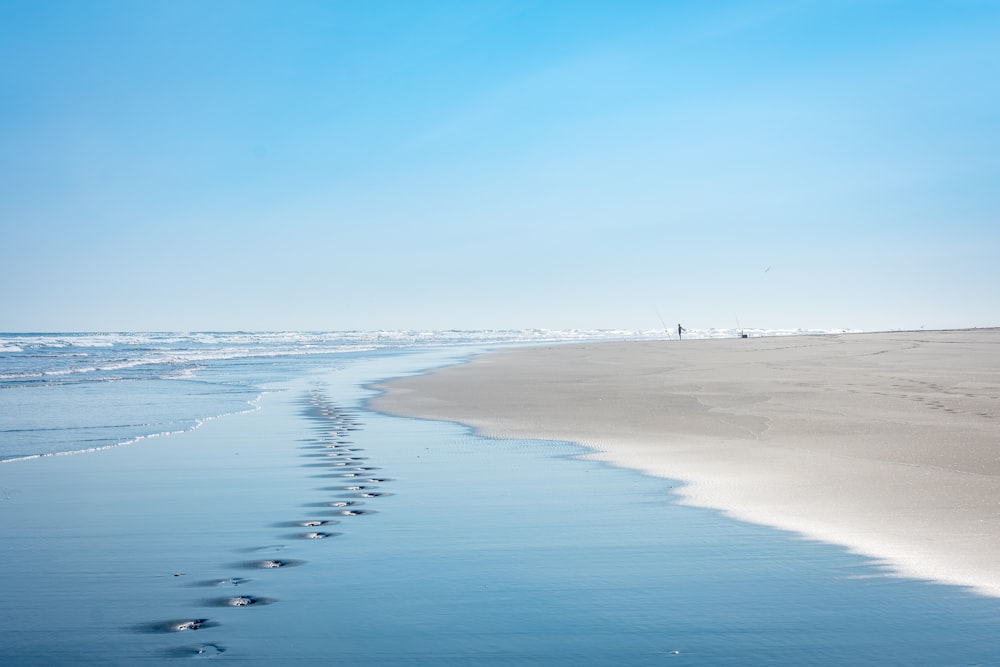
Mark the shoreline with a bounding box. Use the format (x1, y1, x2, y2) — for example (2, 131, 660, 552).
(371, 329, 1000, 597)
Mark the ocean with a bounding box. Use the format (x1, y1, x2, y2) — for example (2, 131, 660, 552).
(2, 330, 998, 665)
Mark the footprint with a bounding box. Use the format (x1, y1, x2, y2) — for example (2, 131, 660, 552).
(191, 577, 252, 588)
(137, 619, 219, 633)
(299, 531, 341, 540)
(236, 544, 288, 554)
(310, 467, 381, 478)
(161, 643, 227, 658)
(202, 595, 275, 607)
(270, 520, 340, 529)
(232, 559, 306, 570)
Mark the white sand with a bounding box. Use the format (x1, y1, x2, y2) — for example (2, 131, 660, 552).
(372, 329, 1000, 597)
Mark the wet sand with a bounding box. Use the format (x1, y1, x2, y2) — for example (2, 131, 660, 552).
(372, 329, 1000, 597)
(0, 383, 386, 663)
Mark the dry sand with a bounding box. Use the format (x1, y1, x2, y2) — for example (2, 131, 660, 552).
(372, 329, 1000, 597)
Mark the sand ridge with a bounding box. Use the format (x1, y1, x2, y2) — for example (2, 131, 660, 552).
(372, 329, 1000, 597)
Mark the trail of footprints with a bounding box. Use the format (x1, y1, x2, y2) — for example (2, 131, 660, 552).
(833, 377, 998, 421)
(882, 377, 1000, 420)
(143, 391, 391, 657)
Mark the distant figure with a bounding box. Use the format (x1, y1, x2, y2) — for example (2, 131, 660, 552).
(677, 324, 685, 340)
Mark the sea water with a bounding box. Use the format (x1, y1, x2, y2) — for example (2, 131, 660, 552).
(2, 332, 998, 665)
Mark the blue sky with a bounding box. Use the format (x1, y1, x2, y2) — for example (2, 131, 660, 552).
(2, 0, 998, 332)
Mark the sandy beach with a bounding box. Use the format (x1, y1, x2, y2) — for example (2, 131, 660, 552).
(372, 329, 1000, 597)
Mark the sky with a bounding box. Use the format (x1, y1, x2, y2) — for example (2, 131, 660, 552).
(2, 0, 998, 333)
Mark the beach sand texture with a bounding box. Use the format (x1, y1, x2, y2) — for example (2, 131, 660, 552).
(372, 330, 1000, 597)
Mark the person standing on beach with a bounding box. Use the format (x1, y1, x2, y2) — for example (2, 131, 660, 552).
(677, 324, 685, 340)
